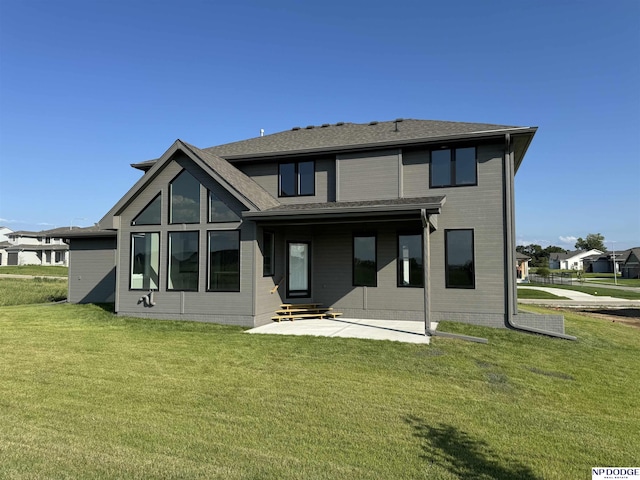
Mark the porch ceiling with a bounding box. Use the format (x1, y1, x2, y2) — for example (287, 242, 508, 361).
(243, 196, 445, 223)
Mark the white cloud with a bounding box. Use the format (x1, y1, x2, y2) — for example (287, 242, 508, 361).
(559, 236, 577, 244)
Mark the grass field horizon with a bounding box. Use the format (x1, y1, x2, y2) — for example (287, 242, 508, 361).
(1, 301, 638, 479)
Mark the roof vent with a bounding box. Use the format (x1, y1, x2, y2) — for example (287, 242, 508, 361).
(321, 123, 330, 128)
(305, 125, 315, 129)
(369, 121, 378, 125)
(335, 122, 345, 126)
(394, 118, 404, 132)
(292, 126, 301, 131)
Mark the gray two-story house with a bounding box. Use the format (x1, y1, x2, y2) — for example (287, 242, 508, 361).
(65, 119, 566, 335)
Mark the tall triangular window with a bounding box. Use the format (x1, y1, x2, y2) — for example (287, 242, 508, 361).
(132, 194, 161, 225)
(208, 190, 240, 222)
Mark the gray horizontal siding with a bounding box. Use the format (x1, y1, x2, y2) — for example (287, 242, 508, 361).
(68, 237, 116, 303)
(337, 150, 400, 202)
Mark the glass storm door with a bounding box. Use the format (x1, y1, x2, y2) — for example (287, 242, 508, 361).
(287, 241, 310, 298)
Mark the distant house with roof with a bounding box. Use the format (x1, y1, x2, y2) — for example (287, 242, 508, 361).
(582, 251, 624, 275)
(548, 249, 603, 270)
(621, 248, 640, 279)
(3, 227, 71, 266)
(64, 118, 566, 336)
(0, 226, 13, 266)
(516, 252, 530, 282)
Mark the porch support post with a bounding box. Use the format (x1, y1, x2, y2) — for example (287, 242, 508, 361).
(421, 209, 431, 336)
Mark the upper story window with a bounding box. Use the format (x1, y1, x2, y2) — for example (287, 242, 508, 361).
(170, 170, 200, 224)
(430, 147, 477, 188)
(132, 194, 161, 225)
(445, 229, 475, 289)
(208, 190, 240, 222)
(279, 160, 315, 197)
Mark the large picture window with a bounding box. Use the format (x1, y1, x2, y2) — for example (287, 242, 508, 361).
(397, 233, 423, 287)
(353, 234, 376, 287)
(445, 229, 475, 288)
(168, 231, 199, 291)
(170, 170, 200, 224)
(430, 147, 477, 188)
(130, 232, 159, 290)
(279, 160, 315, 197)
(208, 231, 240, 291)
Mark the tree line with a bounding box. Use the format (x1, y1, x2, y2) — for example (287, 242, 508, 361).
(517, 233, 606, 268)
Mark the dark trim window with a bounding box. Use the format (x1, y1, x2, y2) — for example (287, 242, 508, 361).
(430, 147, 477, 187)
(208, 230, 240, 291)
(353, 234, 377, 287)
(263, 231, 275, 277)
(168, 231, 199, 291)
(132, 194, 161, 225)
(287, 241, 311, 298)
(279, 160, 315, 197)
(445, 229, 475, 289)
(208, 190, 240, 223)
(170, 170, 200, 224)
(130, 232, 160, 290)
(397, 233, 423, 287)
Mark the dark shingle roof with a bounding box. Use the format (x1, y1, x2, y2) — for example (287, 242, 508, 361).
(133, 119, 534, 169)
(243, 196, 446, 221)
(181, 142, 279, 211)
(10, 227, 79, 237)
(204, 119, 526, 159)
(59, 225, 117, 238)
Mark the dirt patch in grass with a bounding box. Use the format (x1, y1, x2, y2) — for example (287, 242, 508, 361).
(565, 308, 640, 329)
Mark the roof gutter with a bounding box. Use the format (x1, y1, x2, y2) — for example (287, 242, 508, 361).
(503, 133, 576, 340)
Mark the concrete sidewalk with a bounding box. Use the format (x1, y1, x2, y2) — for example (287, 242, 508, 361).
(518, 286, 640, 308)
(247, 317, 437, 344)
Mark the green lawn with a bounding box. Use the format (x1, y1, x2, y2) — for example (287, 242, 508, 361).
(0, 265, 68, 276)
(527, 282, 640, 300)
(0, 277, 68, 306)
(585, 278, 640, 287)
(0, 303, 638, 479)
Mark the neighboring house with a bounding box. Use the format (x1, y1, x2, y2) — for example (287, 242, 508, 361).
(621, 248, 640, 279)
(516, 252, 530, 282)
(0, 226, 13, 266)
(582, 251, 625, 274)
(548, 249, 603, 270)
(4, 227, 71, 266)
(65, 119, 565, 334)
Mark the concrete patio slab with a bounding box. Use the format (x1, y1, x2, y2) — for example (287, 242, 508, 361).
(247, 317, 438, 344)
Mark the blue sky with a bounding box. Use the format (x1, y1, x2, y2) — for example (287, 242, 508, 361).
(1, 0, 638, 250)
